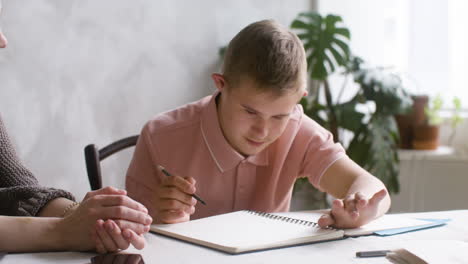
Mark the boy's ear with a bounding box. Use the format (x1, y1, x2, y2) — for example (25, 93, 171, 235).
(211, 73, 226, 92)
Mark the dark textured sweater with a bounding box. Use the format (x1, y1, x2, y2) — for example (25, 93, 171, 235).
(0, 116, 75, 216)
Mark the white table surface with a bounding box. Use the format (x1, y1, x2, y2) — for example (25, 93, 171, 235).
(2, 210, 467, 264)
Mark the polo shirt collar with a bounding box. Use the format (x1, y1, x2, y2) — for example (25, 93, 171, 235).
(200, 92, 269, 173)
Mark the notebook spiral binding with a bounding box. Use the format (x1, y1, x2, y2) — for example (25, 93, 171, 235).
(245, 210, 336, 230)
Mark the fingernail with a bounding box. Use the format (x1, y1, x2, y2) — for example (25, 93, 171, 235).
(123, 230, 131, 239)
(145, 216, 153, 224)
(107, 221, 114, 231)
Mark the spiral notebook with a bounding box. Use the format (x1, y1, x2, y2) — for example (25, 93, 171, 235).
(150, 210, 446, 254)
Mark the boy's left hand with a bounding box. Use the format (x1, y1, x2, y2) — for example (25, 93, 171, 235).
(317, 189, 387, 229)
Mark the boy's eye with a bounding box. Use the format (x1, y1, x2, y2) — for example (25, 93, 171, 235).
(245, 109, 256, 115)
(273, 116, 285, 120)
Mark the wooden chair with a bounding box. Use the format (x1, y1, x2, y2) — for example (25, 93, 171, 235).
(84, 135, 139, 190)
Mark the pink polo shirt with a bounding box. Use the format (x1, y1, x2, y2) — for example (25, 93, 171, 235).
(126, 92, 345, 220)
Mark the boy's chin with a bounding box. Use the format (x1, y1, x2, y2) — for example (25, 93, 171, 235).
(239, 145, 266, 156)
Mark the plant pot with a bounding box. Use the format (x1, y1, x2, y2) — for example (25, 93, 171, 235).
(411, 95, 429, 126)
(394, 114, 413, 149)
(412, 124, 439, 150)
(394, 95, 429, 149)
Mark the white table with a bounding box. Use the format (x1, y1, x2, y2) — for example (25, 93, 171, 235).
(3, 210, 467, 263)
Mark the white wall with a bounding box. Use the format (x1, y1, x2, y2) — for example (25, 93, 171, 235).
(0, 0, 312, 200)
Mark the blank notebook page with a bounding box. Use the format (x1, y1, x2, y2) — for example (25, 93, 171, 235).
(152, 210, 343, 252)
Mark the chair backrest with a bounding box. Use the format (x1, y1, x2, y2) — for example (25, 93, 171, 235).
(84, 135, 139, 190)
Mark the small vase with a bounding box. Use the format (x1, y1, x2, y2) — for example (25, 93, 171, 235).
(395, 95, 429, 149)
(411, 95, 429, 126)
(395, 114, 413, 149)
(412, 124, 439, 150)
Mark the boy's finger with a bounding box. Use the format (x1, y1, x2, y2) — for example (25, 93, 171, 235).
(189, 205, 196, 215)
(157, 209, 188, 224)
(332, 199, 345, 212)
(185, 177, 197, 185)
(164, 175, 195, 194)
(369, 189, 387, 206)
(330, 199, 350, 221)
(159, 186, 195, 206)
(317, 213, 335, 228)
(343, 197, 357, 212)
(354, 192, 367, 202)
(157, 198, 194, 215)
(342, 198, 359, 219)
(356, 197, 368, 210)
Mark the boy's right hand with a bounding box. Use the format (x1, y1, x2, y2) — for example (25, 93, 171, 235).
(153, 175, 198, 224)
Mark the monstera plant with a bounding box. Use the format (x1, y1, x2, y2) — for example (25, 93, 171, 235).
(291, 12, 412, 195)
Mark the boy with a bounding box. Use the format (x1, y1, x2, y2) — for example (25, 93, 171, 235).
(126, 20, 390, 229)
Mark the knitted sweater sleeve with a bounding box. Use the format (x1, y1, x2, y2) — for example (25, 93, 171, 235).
(0, 116, 75, 216)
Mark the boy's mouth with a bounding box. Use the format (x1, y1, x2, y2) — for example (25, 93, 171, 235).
(246, 138, 264, 147)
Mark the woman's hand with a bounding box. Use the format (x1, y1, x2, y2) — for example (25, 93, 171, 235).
(56, 186, 151, 252)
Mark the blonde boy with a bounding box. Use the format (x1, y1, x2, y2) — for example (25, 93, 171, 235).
(126, 20, 390, 228)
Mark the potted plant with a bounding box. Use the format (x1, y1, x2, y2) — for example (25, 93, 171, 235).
(412, 95, 442, 150)
(448, 97, 463, 145)
(290, 11, 412, 197)
(412, 95, 463, 150)
(395, 95, 429, 149)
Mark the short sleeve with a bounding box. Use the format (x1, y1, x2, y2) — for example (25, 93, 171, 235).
(298, 116, 346, 191)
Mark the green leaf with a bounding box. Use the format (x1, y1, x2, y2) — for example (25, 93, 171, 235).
(334, 27, 350, 38)
(290, 20, 310, 30)
(291, 11, 351, 80)
(347, 115, 400, 193)
(354, 68, 412, 115)
(300, 97, 328, 127)
(335, 101, 365, 131)
(328, 45, 347, 66)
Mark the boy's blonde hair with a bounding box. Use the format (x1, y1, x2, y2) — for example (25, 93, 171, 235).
(222, 19, 307, 95)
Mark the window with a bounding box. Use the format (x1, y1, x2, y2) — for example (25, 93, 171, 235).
(319, 0, 468, 110)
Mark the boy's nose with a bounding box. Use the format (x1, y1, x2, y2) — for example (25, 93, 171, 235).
(252, 120, 268, 139)
(0, 31, 7, 48)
